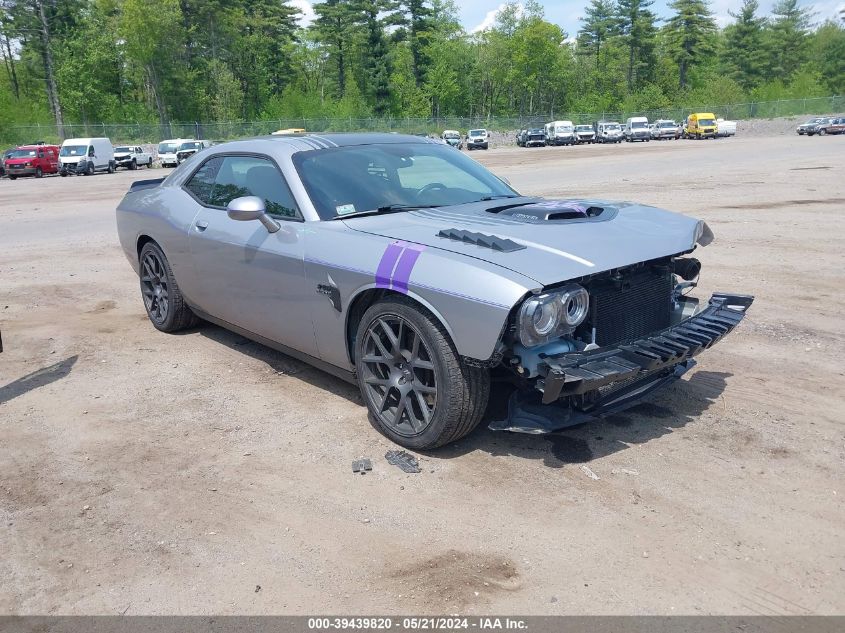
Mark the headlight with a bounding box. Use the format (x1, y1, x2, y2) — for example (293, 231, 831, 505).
(518, 284, 589, 347)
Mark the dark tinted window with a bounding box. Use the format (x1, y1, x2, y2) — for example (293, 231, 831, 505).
(185, 156, 223, 204)
(186, 155, 300, 219)
(209, 156, 300, 219)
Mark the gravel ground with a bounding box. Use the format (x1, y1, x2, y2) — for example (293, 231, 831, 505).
(1, 134, 843, 615)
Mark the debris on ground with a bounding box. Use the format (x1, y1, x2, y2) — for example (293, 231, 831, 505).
(611, 468, 640, 476)
(352, 458, 372, 474)
(580, 465, 600, 480)
(385, 450, 421, 473)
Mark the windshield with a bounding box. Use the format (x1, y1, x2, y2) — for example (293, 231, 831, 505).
(529, 129, 544, 134)
(631, 121, 647, 129)
(659, 122, 675, 128)
(469, 130, 486, 136)
(115, 146, 131, 153)
(294, 143, 517, 220)
(575, 126, 592, 132)
(604, 124, 620, 130)
(60, 145, 86, 157)
(8, 149, 37, 158)
(555, 125, 572, 132)
(179, 142, 200, 151)
(699, 119, 716, 126)
(158, 142, 177, 154)
(443, 132, 459, 139)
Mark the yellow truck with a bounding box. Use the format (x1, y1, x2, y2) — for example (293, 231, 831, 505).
(684, 113, 718, 139)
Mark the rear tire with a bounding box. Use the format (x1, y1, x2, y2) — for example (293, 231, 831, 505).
(355, 297, 489, 449)
(138, 242, 199, 333)
(9, 175, 16, 180)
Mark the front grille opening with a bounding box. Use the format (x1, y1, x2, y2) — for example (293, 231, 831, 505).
(579, 268, 672, 346)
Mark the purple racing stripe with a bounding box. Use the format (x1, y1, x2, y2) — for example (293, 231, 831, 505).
(375, 242, 405, 289)
(391, 246, 425, 293)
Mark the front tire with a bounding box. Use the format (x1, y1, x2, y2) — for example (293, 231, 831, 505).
(130, 159, 137, 170)
(139, 242, 199, 333)
(35, 167, 43, 178)
(355, 297, 489, 449)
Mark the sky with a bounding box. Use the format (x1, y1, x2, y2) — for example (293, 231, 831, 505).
(293, 0, 844, 36)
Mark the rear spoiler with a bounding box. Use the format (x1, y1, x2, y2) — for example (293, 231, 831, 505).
(129, 177, 165, 193)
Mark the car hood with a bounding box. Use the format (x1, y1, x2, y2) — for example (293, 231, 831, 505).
(343, 198, 710, 287)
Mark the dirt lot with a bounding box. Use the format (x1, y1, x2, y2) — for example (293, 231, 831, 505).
(1, 135, 843, 615)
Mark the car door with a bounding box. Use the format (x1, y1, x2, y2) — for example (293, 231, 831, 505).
(184, 153, 319, 357)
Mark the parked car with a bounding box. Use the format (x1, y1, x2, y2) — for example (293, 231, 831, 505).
(684, 113, 718, 139)
(0, 147, 14, 177)
(595, 121, 623, 143)
(716, 118, 737, 137)
(59, 138, 115, 176)
(624, 117, 650, 142)
(825, 117, 845, 134)
(466, 129, 489, 150)
(516, 129, 527, 147)
(650, 120, 680, 140)
(3, 144, 60, 179)
(796, 117, 829, 136)
(523, 128, 546, 147)
(574, 125, 596, 144)
(442, 130, 462, 149)
(545, 121, 576, 146)
(176, 140, 210, 165)
(114, 145, 153, 170)
(116, 133, 753, 448)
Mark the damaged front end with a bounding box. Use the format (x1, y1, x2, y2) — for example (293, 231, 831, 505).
(490, 252, 753, 434)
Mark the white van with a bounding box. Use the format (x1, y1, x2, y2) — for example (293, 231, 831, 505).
(59, 138, 115, 176)
(158, 138, 186, 168)
(546, 120, 575, 146)
(625, 117, 651, 142)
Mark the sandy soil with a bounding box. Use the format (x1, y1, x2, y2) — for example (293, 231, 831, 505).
(1, 135, 843, 615)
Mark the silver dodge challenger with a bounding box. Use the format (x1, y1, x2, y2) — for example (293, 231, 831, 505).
(116, 133, 753, 449)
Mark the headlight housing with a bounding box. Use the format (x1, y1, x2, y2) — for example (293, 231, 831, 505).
(518, 284, 590, 347)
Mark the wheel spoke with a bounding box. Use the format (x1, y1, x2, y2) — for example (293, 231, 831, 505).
(393, 391, 408, 427)
(412, 389, 432, 424)
(412, 359, 434, 371)
(404, 396, 421, 431)
(378, 319, 400, 356)
(364, 375, 390, 387)
(362, 353, 390, 366)
(414, 383, 436, 395)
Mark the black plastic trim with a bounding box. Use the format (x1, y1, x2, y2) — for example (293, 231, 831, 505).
(537, 293, 754, 404)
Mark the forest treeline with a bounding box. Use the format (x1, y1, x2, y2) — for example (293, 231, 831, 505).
(0, 0, 843, 134)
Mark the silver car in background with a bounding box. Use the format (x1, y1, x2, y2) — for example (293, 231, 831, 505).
(116, 134, 752, 448)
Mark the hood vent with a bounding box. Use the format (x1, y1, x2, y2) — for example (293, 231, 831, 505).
(489, 200, 613, 223)
(436, 228, 526, 253)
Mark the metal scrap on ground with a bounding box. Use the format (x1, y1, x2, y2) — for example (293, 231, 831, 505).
(352, 458, 372, 474)
(385, 450, 421, 473)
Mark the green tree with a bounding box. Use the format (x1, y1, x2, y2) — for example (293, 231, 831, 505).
(764, 0, 811, 81)
(616, 0, 658, 93)
(312, 0, 359, 98)
(577, 0, 617, 73)
(664, 0, 717, 89)
(722, 0, 766, 91)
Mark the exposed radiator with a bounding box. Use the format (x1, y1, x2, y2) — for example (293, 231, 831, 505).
(586, 270, 672, 346)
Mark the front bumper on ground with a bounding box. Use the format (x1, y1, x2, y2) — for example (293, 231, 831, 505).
(489, 293, 754, 434)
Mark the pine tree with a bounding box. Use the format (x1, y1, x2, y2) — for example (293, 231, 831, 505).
(577, 0, 617, 73)
(352, 0, 396, 116)
(765, 0, 811, 80)
(665, 0, 717, 89)
(394, 0, 434, 88)
(616, 0, 658, 93)
(722, 0, 765, 91)
(312, 0, 359, 98)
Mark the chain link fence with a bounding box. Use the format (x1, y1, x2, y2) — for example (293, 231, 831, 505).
(5, 95, 843, 146)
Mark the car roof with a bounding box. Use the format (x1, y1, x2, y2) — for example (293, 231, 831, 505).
(210, 133, 442, 154)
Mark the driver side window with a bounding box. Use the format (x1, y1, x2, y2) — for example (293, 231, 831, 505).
(184, 155, 301, 220)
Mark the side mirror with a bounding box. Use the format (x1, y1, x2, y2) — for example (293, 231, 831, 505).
(226, 196, 280, 233)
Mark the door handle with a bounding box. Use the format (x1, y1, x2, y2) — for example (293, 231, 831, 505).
(195, 220, 209, 232)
